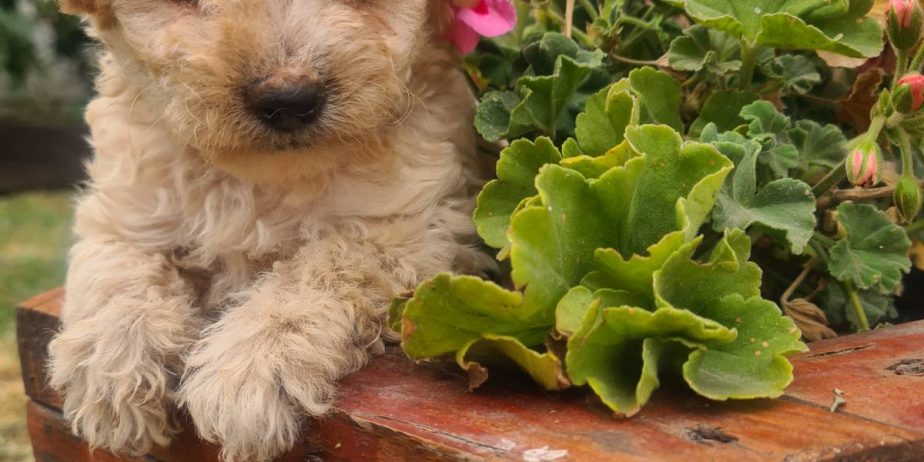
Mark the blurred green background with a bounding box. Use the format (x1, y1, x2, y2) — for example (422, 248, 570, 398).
(1, 0, 92, 459)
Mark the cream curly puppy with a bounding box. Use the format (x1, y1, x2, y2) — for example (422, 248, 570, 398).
(47, 1, 490, 460)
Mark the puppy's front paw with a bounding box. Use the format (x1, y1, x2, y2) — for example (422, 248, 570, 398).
(48, 320, 177, 455)
(180, 357, 323, 462)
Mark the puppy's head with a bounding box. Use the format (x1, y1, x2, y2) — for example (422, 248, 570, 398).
(63, 0, 454, 176)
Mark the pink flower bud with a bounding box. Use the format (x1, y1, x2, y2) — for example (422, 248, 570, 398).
(892, 0, 916, 27)
(889, 0, 924, 50)
(846, 141, 883, 187)
(898, 73, 924, 111)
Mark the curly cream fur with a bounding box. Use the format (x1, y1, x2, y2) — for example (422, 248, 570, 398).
(47, 1, 491, 460)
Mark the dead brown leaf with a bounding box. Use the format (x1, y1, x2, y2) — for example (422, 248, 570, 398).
(783, 298, 838, 342)
(836, 68, 885, 132)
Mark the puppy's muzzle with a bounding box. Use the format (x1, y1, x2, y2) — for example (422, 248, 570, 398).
(243, 77, 326, 133)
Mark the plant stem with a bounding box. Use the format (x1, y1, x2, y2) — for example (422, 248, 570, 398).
(564, 0, 574, 38)
(780, 259, 817, 306)
(577, 0, 599, 21)
(812, 232, 837, 248)
(897, 129, 915, 176)
(844, 281, 871, 331)
(907, 218, 924, 234)
(896, 48, 909, 84)
(812, 158, 847, 197)
(738, 41, 757, 90)
(911, 42, 924, 73)
(609, 54, 660, 66)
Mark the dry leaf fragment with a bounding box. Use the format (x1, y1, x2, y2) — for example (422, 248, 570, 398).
(783, 298, 838, 342)
(836, 68, 885, 132)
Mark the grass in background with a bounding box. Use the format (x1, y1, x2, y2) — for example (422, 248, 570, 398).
(0, 191, 73, 461)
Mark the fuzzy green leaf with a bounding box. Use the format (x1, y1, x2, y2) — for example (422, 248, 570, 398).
(654, 229, 763, 313)
(788, 120, 848, 174)
(474, 137, 562, 249)
(667, 25, 741, 74)
(828, 202, 912, 293)
(712, 138, 816, 253)
(570, 81, 637, 156)
(689, 90, 759, 135)
(398, 274, 549, 359)
(628, 68, 684, 131)
(740, 101, 800, 178)
(763, 55, 821, 95)
(591, 232, 687, 301)
(682, 0, 883, 58)
(604, 125, 733, 256)
(683, 295, 808, 400)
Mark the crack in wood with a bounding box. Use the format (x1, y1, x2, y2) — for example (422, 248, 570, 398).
(803, 344, 873, 358)
(370, 414, 515, 456)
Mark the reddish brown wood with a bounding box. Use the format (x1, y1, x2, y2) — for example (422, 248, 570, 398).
(786, 321, 924, 432)
(27, 399, 146, 462)
(17, 289, 924, 461)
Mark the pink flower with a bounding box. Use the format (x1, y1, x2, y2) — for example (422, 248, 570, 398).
(449, 0, 517, 54)
(846, 140, 883, 187)
(892, 0, 916, 27)
(898, 73, 924, 111)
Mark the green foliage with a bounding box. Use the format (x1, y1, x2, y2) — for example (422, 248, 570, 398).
(394, 0, 924, 418)
(677, 0, 883, 58)
(392, 70, 806, 415)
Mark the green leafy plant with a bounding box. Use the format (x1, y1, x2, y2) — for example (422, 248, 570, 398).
(390, 0, 924, 416)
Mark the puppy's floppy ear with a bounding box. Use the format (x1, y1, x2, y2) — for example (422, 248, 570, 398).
(428, 0, 454, 36)
(59, 0, 116, 27)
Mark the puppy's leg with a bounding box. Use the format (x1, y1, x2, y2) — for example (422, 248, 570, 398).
(179, 232, 417, 462)
(48, 238, 200, 455)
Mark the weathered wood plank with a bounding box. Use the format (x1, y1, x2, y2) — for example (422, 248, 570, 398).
(27, 400, 147, 462)
(17, 289, 924, 461)
(786, 321, 924, 432)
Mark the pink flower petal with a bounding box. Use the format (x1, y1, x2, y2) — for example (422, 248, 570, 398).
(455, 0, 517, 37)
(449, 19, 482, 54)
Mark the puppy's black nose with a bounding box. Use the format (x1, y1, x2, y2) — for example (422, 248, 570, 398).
(243, 82, 326, 132)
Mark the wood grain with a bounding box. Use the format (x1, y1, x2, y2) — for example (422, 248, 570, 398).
(17, 289, 924, 461)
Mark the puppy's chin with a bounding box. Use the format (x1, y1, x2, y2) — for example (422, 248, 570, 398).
(198, 134, 389, 193)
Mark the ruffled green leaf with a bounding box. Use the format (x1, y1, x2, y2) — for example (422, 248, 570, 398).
(740, 101, 799, 178)
(683, 295, 808, 400)
(474, 137, 562, 249)
(591, 232, 687, 301)
(566, 301, 736, 416)
(711, 135, 816, 253)
(456, 335, 568, 391)
(654, 229, 763, 313)
(681, 0, 883, 58)
(828, 202, 912, 293)
(788, 120, 848, 176)
(667, 25, 742, 74)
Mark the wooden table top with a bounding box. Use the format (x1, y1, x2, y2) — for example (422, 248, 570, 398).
(16, 288, 924, 461)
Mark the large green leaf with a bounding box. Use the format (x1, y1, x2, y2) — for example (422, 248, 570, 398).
(763, 55, 821, 95)
(509, 164, 618, 318)
(628, 68, 684, 131)
(654, 229, 763, 313)
(788, 119, 848, 174)
(711, 134, 816, 254)
(600, 125, 733, 256)
(398, 274, 549, 359)
(683, 295, 808, 400)
(591, 232, 687, 301)
(474, 137, 562, 249)
(566, 301, 736, 415)
(569, 81, 638, 156)
(682, 0, 883, 58)
(828, 202, 912, 293)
